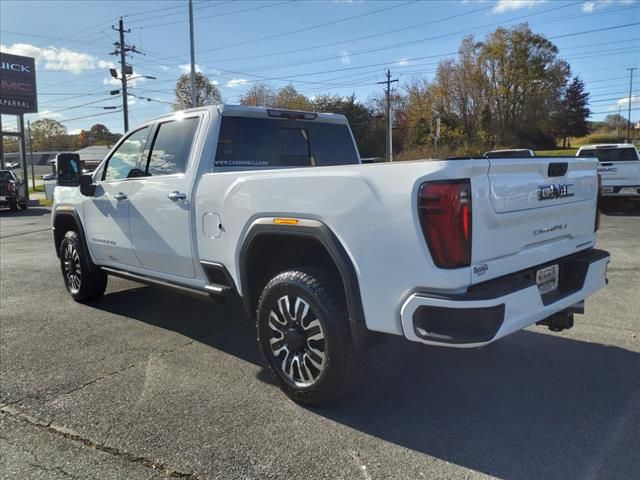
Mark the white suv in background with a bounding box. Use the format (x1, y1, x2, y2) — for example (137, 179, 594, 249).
(576, 143, 640, 201)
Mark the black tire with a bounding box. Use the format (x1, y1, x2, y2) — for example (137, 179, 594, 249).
(8, 199, 18, 212)
(256, 268, 354, 405)
(20, 201, 28, 210)
(59, 231, 107, 302)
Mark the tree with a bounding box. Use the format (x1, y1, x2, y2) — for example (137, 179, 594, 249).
(273, 85, 313, 110)
(239, 82, 276, 107)
(173, 72, 222, 110)
(552, 77, 590, 147)
(30, 118, 71, 151)
(604, 113, 627, 133)
(75, 124, 121, 149)
(479, 24, 570, 146)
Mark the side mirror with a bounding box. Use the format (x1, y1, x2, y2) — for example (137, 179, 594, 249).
(79, 173, 96, 197)
(56, 153, 81, 187)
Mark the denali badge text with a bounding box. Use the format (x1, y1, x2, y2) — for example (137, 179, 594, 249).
(533, 224, 567, 236)
(537, 183, 574, 201)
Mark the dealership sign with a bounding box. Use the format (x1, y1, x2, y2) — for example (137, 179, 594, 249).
(0, 52, 38, 114)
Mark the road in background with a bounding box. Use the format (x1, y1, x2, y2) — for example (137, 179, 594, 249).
(1, 204, 639, 479)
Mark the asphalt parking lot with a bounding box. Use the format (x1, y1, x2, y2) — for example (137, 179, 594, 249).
(1, 202, 639, 480)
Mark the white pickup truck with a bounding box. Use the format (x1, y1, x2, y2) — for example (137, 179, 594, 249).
(576, 143, 640, 202)
(53, 105, 610, 404)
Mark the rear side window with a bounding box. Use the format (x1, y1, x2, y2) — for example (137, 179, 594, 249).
(215, 116, 359, 169)
(148, 117, 200, 176)
(579, 148, 638, 162)
(104, 127, 150, 181)
(485, 150, 534, 158)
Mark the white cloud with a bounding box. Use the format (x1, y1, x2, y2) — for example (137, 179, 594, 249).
(396, 58, 411, 66)
(158, 65, 171, 71)
(340, 50, 351, 65)
(68, 128, 81, 135)
(0, 42, 114, 74)
(226, 78, 248, 88)
(582, 0, 635, 13)
(179, 63, 202, 74)
(492, 0, 547, 14)
(33, 110, 61, 118)
(617, 95, 640, 106)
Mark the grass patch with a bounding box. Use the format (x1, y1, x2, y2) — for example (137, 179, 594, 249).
(28, 185, 45, 193)
(536, 149, 577, 157)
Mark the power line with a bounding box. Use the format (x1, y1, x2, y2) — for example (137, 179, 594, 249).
(140, 0, 295, 29)
(55, 109, 123, 124)
(125, 0, 234, 25)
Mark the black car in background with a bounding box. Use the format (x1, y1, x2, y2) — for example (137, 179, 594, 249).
(0, 170, 28, 211)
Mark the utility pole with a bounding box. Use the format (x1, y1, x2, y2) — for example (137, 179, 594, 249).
(111, 17, 143, 133)
(626, 67, 636, 142)
(189, 0, 197, 108)
(28, 120, 35, 190)
(377, 69, 398, 162)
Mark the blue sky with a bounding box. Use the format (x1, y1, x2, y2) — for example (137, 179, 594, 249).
(1, 0, 639, 134)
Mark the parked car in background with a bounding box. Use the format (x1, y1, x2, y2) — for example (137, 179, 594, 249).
(484, 149, 536, 158)
(5, 162, 20, 169)
(576, 144, 640, 201)
(0, 170, 28, 211)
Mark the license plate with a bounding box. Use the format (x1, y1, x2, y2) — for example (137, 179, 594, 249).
(536, 264, 559, 295)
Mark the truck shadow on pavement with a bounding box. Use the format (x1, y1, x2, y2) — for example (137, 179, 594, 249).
(0, 207, 50, 217)
(600, 198, 640, 217)
(96, 285, 640, 480)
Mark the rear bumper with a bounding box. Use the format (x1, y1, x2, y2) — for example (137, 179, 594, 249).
(400, 249, 610, 348)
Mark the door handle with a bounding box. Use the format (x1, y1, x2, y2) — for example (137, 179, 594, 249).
(113, 192, 128, 201)
(167, 191, 187, 201)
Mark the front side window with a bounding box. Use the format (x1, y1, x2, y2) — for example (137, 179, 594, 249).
(103, 127, 150, 181)
(147, 117, 200, 176)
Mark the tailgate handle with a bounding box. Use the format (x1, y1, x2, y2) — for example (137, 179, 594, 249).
(548, 162, 568, 177)
(600, 162, 613, 166)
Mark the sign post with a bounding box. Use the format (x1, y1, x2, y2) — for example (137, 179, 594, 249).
(1, 52, 38, 201)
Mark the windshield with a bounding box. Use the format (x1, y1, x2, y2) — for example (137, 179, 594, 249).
(579, 148, 638, 162)
(0, 171, 14, 182)
(215, 116, 359, 169)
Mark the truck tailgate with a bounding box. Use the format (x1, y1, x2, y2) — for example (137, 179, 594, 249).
(471, 157, 599, 284)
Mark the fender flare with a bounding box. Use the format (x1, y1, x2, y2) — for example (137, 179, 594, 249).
(52, 209, 97, 272)
(239, 218, 368, 348)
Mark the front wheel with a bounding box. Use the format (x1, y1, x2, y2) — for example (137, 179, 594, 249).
(59, 231, 107, 302)
(256, 269, 354, 405)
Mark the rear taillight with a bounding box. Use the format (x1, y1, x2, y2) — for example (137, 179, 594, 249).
(595, 173, 601, 232)
(7, 181, 15, 193)
(418, 180, 472, 268)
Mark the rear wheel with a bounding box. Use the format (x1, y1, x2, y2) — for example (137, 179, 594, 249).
(59, 231, 107, 302)
(256, 269, 354, 405)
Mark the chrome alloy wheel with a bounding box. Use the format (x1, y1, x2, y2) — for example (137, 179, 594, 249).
(268, 295, 326, 387)
(62, 242, 82, 294)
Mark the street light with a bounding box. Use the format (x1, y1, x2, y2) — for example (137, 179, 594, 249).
(128, 75, 156, 81)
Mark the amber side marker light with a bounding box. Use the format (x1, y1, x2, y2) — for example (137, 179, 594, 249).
(273, 218, 300, 225)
